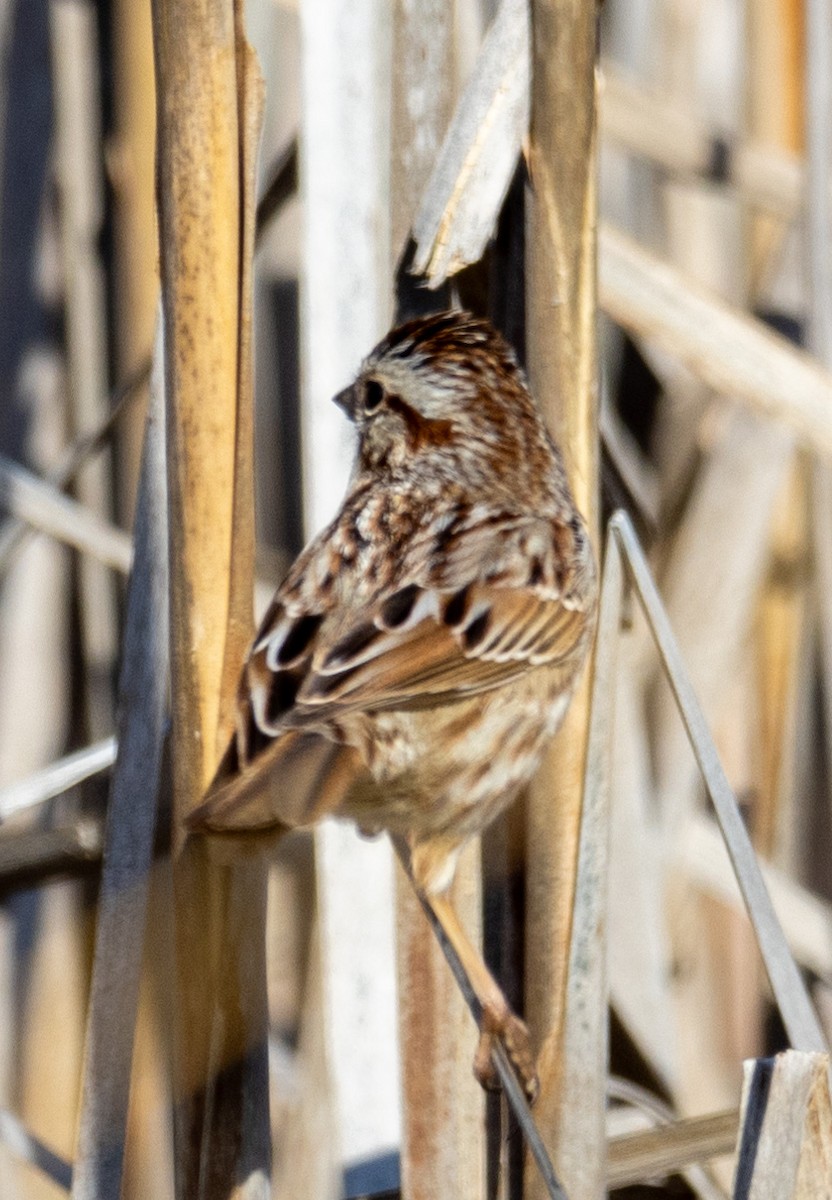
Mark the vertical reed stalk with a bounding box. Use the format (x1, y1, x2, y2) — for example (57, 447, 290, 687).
(111, 0, 157, 528)
(50, 0, 117, 740)
(391, 6, 486, 1198)
(150, 2, 269, 1195)
(524, 3, 599, 1196)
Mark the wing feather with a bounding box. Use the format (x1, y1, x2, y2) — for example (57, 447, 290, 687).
(193, 508, 597, 832)
(255, 512, 595, 729)
(278, 581, 591, 721)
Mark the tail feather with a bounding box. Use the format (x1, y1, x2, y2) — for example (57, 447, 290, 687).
(186, 730, 365, 834)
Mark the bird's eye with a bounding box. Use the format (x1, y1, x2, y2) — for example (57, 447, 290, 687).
(364, 379, 385, 413)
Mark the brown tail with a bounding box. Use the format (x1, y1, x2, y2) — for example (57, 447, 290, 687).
(185, 729, 365, 835)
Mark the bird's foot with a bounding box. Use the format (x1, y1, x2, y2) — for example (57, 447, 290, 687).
(473, 1005, 538, 1104)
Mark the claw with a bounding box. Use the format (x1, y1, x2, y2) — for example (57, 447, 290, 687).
(473, 1028, 502, 1092)
(473, 1006, 538, 1103)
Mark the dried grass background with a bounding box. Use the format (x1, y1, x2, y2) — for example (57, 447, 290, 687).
(0, 1, 830, 1199)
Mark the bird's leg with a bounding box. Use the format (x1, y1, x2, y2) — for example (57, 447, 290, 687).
(420, 890, 538, 1102)
(396, 836, 538, 1101)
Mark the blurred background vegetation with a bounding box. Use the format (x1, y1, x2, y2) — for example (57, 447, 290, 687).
(0, 1, 830, 1198)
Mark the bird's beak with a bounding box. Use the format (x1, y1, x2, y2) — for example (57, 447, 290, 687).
(333, 385, 356, 418)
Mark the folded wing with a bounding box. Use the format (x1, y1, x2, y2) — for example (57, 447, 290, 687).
(188, 511, 596, 833)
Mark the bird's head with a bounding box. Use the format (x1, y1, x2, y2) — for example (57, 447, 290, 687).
(333, 312, 555, 489)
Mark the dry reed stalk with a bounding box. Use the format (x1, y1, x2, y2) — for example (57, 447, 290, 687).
(553, 516, 623, 1195)
(150, 2, 269, 1196)
(49, 0, 118, 741)
(599, 224, 832, 454)
(606, 1107, 740, 1191)
(410, 0, 529, 287)
(745, 0, 812, 869)
(19, 879, 88, 1200)
(600, 61, 823, 229)
(805, 0, 832, 367)
(0, 363, 147, 573)
(0, 312, 74, 1200)
(0, 454, 133, 574)
(271, 918, 338, 1199)
(598, 9, 674, 1100)
(390, 1, 453, 262)
(124, 867, 176, 1200)
(591, 507, 828, 1190)
(111, 0, 157, 529)
(387, 4, 587, 1189)
(391, 6, 486, 1198)
(745, 0, 804, 290)
(0, 737, 116, 820)
(71, 326, 168, 1200)
(612, 513, 826, 1059)
(676, 813, 832, 984)
(656, 187, 790, 1119)
(653, 182, 748, 1120)
(0, 1106, 72, 1191)
(396, 845, 486, 1200)
(733, 1051, 832, 1197)
(0, 10, 72, 1198)
(755, 473, 811, 862)
(391, 838, 568, 1200)
(0, 821, 103, 887)
(608, 656, 678, 1095)
(296, 5, 400, 1191)
(523, 3, 600, 1197)
(805, 0, 832, 854)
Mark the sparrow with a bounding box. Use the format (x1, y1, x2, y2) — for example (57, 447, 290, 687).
(188, 310, 598, 1099)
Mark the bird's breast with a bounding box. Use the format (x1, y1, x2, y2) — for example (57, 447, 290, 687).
(339, 666, 570, 842)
